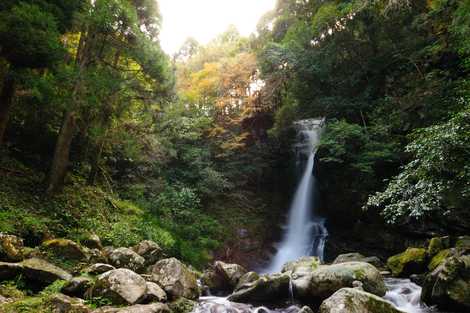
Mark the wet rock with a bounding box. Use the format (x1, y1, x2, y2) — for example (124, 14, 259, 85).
(421, 254, 470, 311)
(293, 261, 387, 302)
(282, 256, 320, 273)
(201, 261, 247, 294)
(409, 274, 425, 286)
(62, 276, 93, 298)
(84, 263, 116, 275)
(43, 239, 89, 261)
(428, 249, 452, 271)
(150, 258, 199, 300)
(228, 272, 290, 304)
(298, 306, 314, 313)
(49, 293, 91, 313)
(92, 303, 170, 313)
(109, 248, 145, 273)
(319, 288, 403, 313)
(0, 233, 24, 261)
(235, 272, 260, 290)
(81, 234, 103, 250)
(387, 248, 427, 277)
(333, 253, 384, 269)
(142, 281, 167, 303)
(21, 258, 72, 284)
(92, 268, 147, 305)
(132, 241, 163, 266)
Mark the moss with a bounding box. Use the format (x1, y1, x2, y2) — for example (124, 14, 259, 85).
(428, 249, 451, 271)
(169, 297, 197, 313)
(427, 237, 446, 257)
(387, 248, 427, 277)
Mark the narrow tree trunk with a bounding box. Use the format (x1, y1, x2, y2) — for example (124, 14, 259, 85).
(87, 138, 105, 185)
(46, 110, 77, 193)
(0, 74, 16, 146)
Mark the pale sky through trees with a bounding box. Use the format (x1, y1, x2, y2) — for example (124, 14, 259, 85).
(158, 0, 276, 55)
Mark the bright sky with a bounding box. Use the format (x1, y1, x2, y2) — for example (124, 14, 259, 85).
(158, 0, 276, 55)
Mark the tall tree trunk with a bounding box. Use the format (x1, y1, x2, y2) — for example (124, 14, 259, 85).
(46, 110, 77, 193)
(0, 73, 16, 146)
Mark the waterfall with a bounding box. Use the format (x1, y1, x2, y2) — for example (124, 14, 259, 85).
(266, 118, 327, 273)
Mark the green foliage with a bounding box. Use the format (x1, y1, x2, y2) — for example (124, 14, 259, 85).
(368, 106, 470, 223)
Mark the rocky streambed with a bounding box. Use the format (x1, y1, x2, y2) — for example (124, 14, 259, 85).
(0, 233, 469, 313)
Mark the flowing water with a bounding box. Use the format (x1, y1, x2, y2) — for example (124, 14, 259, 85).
(385, 278, 439, 313)
(266, 118, 327, 273)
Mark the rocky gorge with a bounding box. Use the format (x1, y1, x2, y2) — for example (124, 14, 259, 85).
(0, 232, 469, 313)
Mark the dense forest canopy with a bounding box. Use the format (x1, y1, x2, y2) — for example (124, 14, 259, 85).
(0, 0, 469, 271)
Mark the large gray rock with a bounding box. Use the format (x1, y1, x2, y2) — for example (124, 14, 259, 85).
(84, 263, 116, 275)
(319, 288, 403, 313)
(49, 293, 91, 313)
(109, 248, 145, 273)
(150, 258, 199, 300)
(281, 256, 320, 273)
(201, 261, 247, 293)
(333, 253, 383, 269)
(142, 281, 167, 303)
(92, 303, 170, 313)
(21, 258, 72, 284)
(92, 268, 147, 305)
(421, 254, 470, 311)
(0, 233, 24, 261)
(132, 241, 163, 266)
(62, 276, 93, 298)
(293, 261, 387, 302)
(228, 272, 290, 303)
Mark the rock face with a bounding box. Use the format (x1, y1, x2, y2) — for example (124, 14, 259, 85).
(43, 239, 89, 261)
(21, 258, 72, 284)
(109, 248, 145, 273)
(387, 248, 427, 277)
(0, 233, 24, 261)
(93, 303, 170, 313)
(333, 253, 383, 269)
(319, 288, 403, 313)
(201, 261, 247, 293)
(150, 258, 199, 300)
(228, 272, 290, 303)
(421, 255, 470, 311)
(293, 261, 387, 302)
(92, 268, 147, 305)
(132, 241, 163, 266)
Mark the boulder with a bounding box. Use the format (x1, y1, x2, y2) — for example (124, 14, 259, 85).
(92, 268, 147, 305)
(318, 288, 403, 313)
(21, 258, 72, 284)
(235, 271, 260, 290)
(387, 248, 427, 277)
(88, 248, 108, 264)
(49, 293, 91, 313)
(43, 239, 89, 261)
(81, 234, 103, 250)
(298, 306, 314, 313)
(132, 241, 163, 266)
(150, 258, 199, 300)
(142, 282, 167, 303)
(62, 276, 93, 298)
(109, 248, 145, 273)
(201, 261, 247, 293)
(293, 262, 387, 302)
(333, 253, 383, 269)
(228, 272, 290, 304)
(427, 237, 450, 257)
(84, 263, 116, 275)
(421, 255, 470, 311)
(428, 249, 452, 271)
(92, 303, 170, 313)
(282, 256, 320, 273)
(0, 233, 24, 261)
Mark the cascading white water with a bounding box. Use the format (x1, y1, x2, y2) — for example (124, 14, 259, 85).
(266, 118, 327, 273)
(384, 278, 437, 313)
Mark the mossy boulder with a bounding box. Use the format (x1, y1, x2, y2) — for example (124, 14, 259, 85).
(297, 262, 387, 303)
(48, 293, 91, 313)
(333, 253, 383, 269)
(92, 268, 147, 305)
(42, 239, 88, 261)
(108, 248, 145, 273)
(428, 249, 451, 271)
(0, 233, 24, 262)
(427, 237, 450, 257)
(319, 288, 404, 313)
(281, 256, 320, 273)
(21, 258, 72, 284)
(387, 248, 427, 277)
(421, 255, 470, 311)
(132, 240, 164, 267)
(455, 236, 470, 249)
(201, 261, 247, 294)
